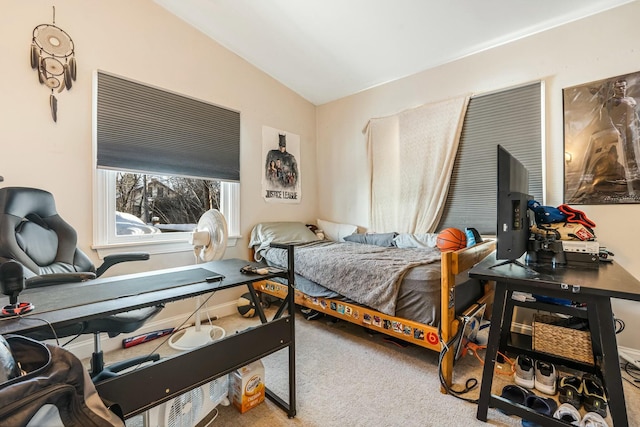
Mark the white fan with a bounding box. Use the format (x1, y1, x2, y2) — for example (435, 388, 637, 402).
(168, 209, 228, 351)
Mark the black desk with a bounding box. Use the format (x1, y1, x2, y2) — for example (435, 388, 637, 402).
(0, 253, 297, 419)
(470, 253, 640, 427)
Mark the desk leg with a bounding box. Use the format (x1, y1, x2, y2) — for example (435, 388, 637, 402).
(589, 297, 628, 427)
(477, 281, 508, 421)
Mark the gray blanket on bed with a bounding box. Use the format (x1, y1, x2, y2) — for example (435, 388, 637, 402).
(260, 241, 442, 316)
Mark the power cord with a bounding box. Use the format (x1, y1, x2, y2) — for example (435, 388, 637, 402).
(133, 288, 219, 372)
(14, 314, 60, 346)
(437, 324, 480, 403)
(620, 361, 640, 390)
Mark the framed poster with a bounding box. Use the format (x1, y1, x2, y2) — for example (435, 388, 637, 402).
(262, 126, 301, 203)
(564, 72, 640, 204)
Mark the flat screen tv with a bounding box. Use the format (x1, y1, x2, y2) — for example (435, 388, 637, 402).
(495, 145, 531, 263)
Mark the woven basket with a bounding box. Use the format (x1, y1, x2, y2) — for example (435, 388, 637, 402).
(532, 314, 594, 365)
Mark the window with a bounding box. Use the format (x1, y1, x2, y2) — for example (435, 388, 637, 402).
(437, 82, 544, 234)
(93, 71, 240, 255)
(94, 170, 239, 254)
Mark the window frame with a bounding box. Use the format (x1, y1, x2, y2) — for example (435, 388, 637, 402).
(92, 169, 239, 258)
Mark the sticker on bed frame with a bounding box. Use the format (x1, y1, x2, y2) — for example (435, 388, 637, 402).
(383, 319, 391, 330)
(413, 328, 425, 340)
(373, 316, 381, 327)
(363, 313, 372, 325)
(345, 306, 353, 317)
(426, 331, 439, 345)
(330, 302, 337, 311)
(337, 304, 345, 314)
(403, 325, 411, 336)
(353, 309, 359, 320)
(320, 300, 327, 309)
(392, 321, 402, 333)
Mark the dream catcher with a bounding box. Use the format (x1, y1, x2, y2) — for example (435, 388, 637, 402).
(30, 7, 77, 122)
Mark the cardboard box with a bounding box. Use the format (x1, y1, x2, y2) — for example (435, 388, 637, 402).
(229, 360, 265, 413)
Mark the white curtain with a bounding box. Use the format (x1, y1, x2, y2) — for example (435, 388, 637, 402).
(365, 95, 469, 233)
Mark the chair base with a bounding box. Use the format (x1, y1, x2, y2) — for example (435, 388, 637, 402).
(91, 352, 160, 383)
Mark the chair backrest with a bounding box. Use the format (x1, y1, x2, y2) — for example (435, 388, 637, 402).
(0, 187, 95, 277)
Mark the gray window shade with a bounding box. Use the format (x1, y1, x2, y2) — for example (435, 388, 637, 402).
(438, 82, 542, 234)
(96, 71, 240, 181)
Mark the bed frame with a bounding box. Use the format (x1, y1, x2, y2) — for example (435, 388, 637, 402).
(252, 239, 496, 393)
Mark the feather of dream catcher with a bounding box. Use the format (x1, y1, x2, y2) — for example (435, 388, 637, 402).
(30, 6, 76, 122)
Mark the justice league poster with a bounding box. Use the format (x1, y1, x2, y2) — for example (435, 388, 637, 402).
(262, 126, 301, 203)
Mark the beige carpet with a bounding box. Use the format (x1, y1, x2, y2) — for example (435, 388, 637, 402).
(98, 309, 639, 427)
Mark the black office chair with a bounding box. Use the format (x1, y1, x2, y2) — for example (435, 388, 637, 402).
(0, 186, 163, 382)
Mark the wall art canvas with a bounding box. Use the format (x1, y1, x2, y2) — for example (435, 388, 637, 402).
(262, 126, 301, 204)
(564, 71, 640, 204)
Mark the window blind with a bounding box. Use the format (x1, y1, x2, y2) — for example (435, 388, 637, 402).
(437, 82, 542, 234)
(96, 71, 240, 181)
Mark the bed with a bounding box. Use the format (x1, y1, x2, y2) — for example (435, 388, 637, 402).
(248, 222, 496, 391)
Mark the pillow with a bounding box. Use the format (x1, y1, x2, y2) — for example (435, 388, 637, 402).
(249, 222, 319, 248)
(393, 233, 438, 249)
(317, 219, 358, 242)
(343, 232, 397, 247)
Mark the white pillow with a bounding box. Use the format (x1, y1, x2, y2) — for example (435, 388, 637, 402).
(317, 219, 358, 242)
(393, 233, 438, 248)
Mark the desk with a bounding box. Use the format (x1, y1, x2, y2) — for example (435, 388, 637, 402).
(470, 253, 640, 427)
(0, 249, 297, 419)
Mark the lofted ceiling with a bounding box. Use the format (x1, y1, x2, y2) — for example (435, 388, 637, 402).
(155, 0, 635, 105)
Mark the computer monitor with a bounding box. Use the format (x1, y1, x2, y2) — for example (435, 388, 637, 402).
(495, 145, 531, 262)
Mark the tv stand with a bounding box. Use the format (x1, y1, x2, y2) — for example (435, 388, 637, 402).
(489, 258, 538, 275)
(471, 252, 640, 426)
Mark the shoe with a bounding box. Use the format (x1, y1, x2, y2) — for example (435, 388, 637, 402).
(514, 355, 535, 389)
(553, 402, 581, 425)
(534, 360, 557, 395)
(582, 374, 607, 418)
(522, 394, 558, 427)
(580, 412, 609, 427)
(500, 384, 534, 407)
(558, 375, 583, 409)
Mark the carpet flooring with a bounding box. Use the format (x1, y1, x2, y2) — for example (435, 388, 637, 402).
(98, 308, 639, 427)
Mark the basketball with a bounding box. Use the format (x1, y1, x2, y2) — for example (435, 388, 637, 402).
(436, 228, 467, 251)
(237, 292, 257, 318)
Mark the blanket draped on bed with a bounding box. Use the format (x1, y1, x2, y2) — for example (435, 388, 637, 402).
(261, 242, 442, 316)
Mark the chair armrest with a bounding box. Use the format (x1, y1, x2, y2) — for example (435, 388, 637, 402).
(96, 253, 150, 277)
(26, 272, 97, 288)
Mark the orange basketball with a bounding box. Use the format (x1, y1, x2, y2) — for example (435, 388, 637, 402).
(436, 228, 467, 251)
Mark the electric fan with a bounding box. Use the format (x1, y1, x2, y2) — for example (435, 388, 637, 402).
(168, 209, 227, 350)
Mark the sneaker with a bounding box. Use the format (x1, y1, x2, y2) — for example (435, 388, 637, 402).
(580, 412, 609, 427)
(553, 402, 581, 425)
(534, 360, 557, 395)
(582, 374, 607, 418)
(558, 375, 583, 409)
(514, 355, 535, 389)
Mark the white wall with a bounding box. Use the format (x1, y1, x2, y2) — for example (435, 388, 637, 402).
(1, 0, 318, 266)
(316, 2, 640, 349)
(0, 0, 318, 346)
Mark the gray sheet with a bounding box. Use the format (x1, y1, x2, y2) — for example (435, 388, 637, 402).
(259, 241, 442, 317)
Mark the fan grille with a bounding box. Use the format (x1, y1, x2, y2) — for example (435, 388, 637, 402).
(166, 387, 204, 427)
